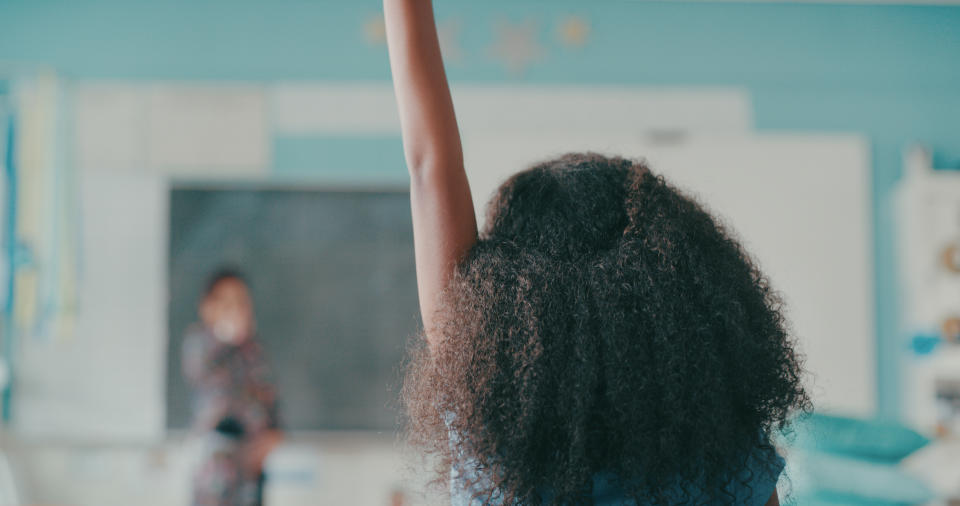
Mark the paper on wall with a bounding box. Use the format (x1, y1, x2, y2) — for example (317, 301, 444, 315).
(145, 85, 268, 174)
(74, 84, 148, 172)
(74, 83, 269, 175)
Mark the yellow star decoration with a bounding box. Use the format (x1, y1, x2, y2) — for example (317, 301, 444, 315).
(558, 16, 590, 47)
(364, 14, 387, 45)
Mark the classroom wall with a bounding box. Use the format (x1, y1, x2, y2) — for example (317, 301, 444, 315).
(2, 0, 959, 420)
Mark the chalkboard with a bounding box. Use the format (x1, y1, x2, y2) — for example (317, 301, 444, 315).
(166, 187, 419, 431)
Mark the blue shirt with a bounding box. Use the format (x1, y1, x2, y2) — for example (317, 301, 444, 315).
(449, 443, 784, 505)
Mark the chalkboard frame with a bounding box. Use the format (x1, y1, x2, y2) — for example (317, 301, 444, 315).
(165, 181, 420, 433)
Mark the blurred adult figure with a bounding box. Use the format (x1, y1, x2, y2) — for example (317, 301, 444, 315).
(183, 268, 282, 506)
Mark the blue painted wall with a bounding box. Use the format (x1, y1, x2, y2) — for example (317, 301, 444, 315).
(2, 0, 959, 419)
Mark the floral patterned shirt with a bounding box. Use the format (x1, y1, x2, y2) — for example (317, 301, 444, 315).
(182, 324, 280, 506)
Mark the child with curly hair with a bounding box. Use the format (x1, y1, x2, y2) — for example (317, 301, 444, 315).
(384, 1, 810, 504)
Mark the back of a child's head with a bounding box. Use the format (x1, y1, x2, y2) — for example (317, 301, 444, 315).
(404, 153, 809, 504)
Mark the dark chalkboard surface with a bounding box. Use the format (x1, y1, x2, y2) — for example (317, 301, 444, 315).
(166, 187, 419, 431)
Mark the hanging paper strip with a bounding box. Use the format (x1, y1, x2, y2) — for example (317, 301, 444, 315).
(11, 72, 79, 342)
(1, 79, 14, 421)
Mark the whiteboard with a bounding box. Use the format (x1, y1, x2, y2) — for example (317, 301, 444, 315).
(463, 133, 875, 417)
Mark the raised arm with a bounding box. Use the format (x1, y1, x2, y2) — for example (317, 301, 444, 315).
(384, 0, 477, 348)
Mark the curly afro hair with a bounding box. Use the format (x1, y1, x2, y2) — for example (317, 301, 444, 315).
(403, 153, 810, 504)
